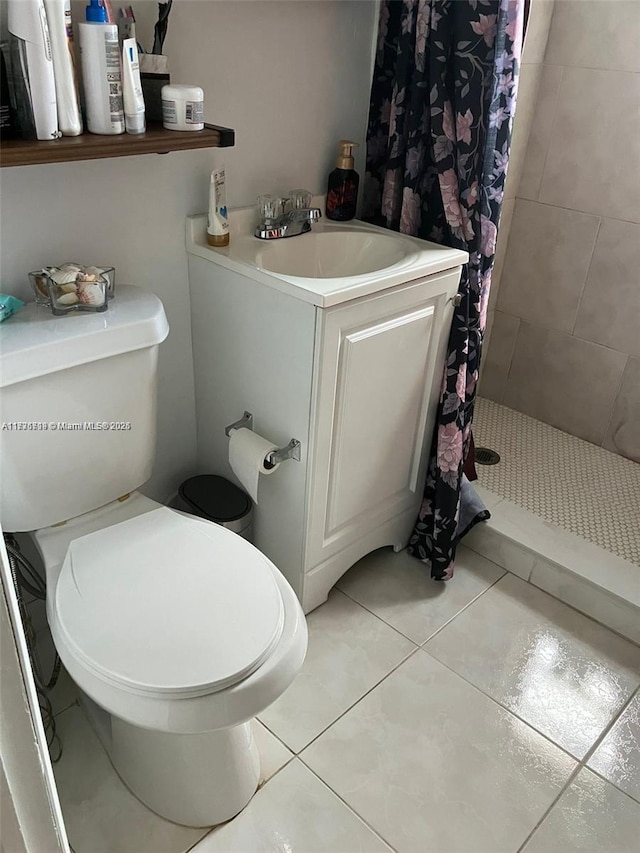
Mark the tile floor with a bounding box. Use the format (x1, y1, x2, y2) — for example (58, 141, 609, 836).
(47, 545, 640, 853)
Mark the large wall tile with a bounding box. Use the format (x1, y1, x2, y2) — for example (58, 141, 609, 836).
(522, 0, 555, 65)
(604, 357, 640, 462)
(574, 219, 640, 357)
(479, 311, 520, 403)
(505, 63, 543, 201)
(518, 64, 563, 201)
(539, 68, 640, 223)
(504, 323, 628, 445)
(497, 200, 600, 331)
(545, 0, 640, 73)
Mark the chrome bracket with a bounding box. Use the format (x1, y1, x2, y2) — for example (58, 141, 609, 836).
(225, 411, 253, 436)
(265, 439, 301, 468)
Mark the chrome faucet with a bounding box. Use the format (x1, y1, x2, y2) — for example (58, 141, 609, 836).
(255, 190, 322, 240)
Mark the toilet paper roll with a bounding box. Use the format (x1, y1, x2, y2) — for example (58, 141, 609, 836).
(228, 428, 280, 504)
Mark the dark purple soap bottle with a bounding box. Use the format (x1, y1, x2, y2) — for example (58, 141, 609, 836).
(326, 140, 359, 221)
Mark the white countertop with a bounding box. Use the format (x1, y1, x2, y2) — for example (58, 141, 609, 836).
(186, 205, 468, 309)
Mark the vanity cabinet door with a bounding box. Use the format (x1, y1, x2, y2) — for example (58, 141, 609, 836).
(305, 270, 459, 569)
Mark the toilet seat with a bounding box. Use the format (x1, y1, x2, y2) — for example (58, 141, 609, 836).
(53, 507, 285, 700)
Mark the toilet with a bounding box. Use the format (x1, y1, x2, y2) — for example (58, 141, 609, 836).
(0, 286, 308, 827)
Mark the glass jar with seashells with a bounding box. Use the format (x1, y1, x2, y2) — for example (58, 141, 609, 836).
(28, 263, 115, 315)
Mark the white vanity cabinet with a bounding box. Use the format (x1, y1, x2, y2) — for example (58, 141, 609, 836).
(187, 214, 465, 612)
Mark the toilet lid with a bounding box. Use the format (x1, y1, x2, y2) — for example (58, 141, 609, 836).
(54, 508, 285, 699)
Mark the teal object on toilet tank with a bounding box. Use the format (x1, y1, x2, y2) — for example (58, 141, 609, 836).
(0, 294, 25, 322)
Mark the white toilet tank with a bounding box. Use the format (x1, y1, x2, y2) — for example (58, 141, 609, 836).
(0, 286, 169, 532)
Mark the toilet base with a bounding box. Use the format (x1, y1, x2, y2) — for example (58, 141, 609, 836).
(82, 695, 260, 827)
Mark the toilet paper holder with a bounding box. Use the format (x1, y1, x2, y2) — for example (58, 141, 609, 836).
(224, 411, 301, 467)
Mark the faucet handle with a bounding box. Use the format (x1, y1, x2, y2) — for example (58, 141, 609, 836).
(257, 194, 283, 224)
(288, 189, 313, 210)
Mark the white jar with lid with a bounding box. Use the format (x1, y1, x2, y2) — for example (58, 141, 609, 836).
(161, 84, 204, 131)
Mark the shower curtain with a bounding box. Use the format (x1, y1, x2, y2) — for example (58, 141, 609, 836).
(363, 0, 525, 580)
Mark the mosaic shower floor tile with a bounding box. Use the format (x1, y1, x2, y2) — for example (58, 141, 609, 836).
(473, 397, 640, 566)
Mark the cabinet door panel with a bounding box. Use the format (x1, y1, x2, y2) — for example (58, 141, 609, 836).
(328, 305, 434, 531)
(306, 271, 459, 569)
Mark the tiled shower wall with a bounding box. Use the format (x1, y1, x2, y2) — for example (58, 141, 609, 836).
(481, 0, 640, 464)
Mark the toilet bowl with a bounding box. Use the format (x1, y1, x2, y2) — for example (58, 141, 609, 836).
(33, 492, 307, 826)
(0, 287, 307, 826)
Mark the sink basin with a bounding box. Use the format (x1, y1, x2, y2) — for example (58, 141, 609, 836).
(255, 230, 413, 279)
(187, 207, 469, 309)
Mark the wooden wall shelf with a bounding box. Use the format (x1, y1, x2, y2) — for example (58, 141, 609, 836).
(0, 123, 235, 168)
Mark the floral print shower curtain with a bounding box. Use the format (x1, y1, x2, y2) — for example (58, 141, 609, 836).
(363, 0, 525, 580)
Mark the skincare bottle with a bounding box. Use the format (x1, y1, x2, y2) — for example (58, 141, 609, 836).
(78, 0, 124, 135)
(7, 0, 59, 140)
(326, 140, 359, 221)
(0, 47, 21, 139)
(207, 168, 230, 247)
(122, 38, 145, 134)
(161, 84, 204, 132)
(43, 0, 82, 135)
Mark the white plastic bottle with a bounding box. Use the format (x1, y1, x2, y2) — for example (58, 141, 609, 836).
(7, 0, 59, 140)
(122, 38, 145, 134)
(78, 0, 124, 135)
(44, 0, 82, 136)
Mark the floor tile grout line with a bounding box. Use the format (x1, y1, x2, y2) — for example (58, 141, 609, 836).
(172, 649, 640, 851)
(184, 756, 398, 853)
(332, 586, 423, 647)
(254, 718, 297, 758)
(296, 631, 627, 798)
(294, 564, 534, 759)
(289, 647, 422, 756)
(179, 593, 640, 850)
(582, 764, 640, 806)
(514, 761, 584, 853)
(314, 568, 618, 766)
(298, 757, 398, 852)
(483, 557, 640, 649)
(585, 765, 640, 808)
(524, 586, 640, 650)
(417, 568, 508, 646)
(183, 757, 299, 853)
(418, 645, 598, 766)
(580, 684, 640, 763)
(262, 571, 516, 760)
(579, 685, 640, 782)
(516, 686, 640, 853)
(337, 557, 507, 649)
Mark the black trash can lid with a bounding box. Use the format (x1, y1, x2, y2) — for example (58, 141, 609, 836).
(178, 475, 252, 522)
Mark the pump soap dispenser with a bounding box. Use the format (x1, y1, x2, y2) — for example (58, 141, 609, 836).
(326, 140, 359, 221)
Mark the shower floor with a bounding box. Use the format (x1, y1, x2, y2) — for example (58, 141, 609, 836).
(465, 397, 639, 644)
(473, 397, 640, 567)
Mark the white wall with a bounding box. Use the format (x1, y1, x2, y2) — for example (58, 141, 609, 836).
(0, 1, 378, 502)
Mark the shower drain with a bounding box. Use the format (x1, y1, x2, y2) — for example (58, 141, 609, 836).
(475, 447, 501, 465)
